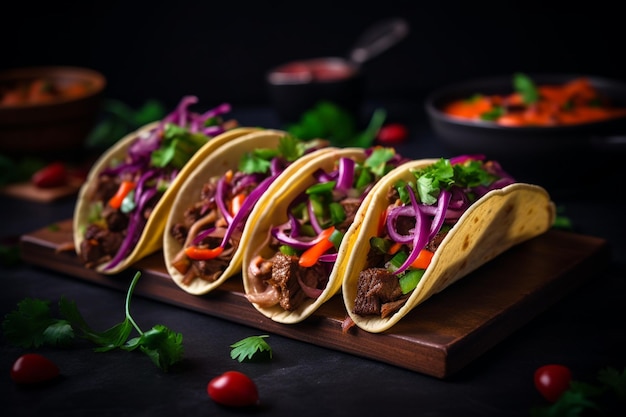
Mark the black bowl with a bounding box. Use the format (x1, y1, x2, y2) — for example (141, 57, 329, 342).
(425, 74, 626, 156)
(424, 74, 626, 188)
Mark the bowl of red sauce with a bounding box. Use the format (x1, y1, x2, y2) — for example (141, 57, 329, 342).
(0, 66, 106, 155)
(425, 73, 626, 161)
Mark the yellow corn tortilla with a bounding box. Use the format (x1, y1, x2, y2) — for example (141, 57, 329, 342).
(73, 123, 261, 274)
(341, 159, 557, 333)
(163, 130, 333, 295)
(241, 147, 381, 324)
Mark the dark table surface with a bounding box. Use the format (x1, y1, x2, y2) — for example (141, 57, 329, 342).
(2, 103, 625, 416)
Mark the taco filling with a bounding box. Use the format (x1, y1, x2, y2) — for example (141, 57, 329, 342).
(351, 155, 516, 318)
(167, 135, 329, 285)
(246, 147, 408, 312)
(78, 96, 234, 271)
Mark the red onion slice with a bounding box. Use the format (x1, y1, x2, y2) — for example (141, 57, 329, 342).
(394, 185, 430, 275)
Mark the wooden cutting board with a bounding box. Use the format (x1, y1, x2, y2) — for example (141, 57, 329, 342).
(19, 219, 609, 379)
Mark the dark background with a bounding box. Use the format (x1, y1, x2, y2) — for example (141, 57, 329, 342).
(3, 1, 625, 112)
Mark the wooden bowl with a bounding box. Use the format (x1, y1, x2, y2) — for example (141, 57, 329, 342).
(0, 66, 106, 155)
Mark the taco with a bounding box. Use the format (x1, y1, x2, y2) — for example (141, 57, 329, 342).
(163, 131, 332, 295)
(73, 95, 256, 274)
(341, 155, 556, 333)
(241, 146, 410, 324)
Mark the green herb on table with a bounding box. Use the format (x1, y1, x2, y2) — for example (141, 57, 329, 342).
(552, 205, 573, 231)
(287, 101, 386, 148)
(531, 366, 626, 417)
(0, 154, 47, 187)
(85, 98, 166, 149)
(1, 271, 183, 372)
(230, 335, 273, 362)
(0, 237, 21, 267)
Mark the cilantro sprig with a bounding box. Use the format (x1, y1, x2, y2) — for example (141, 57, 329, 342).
(1, 272, 183, 372)
(513, 72, 540, 105)
(287, 101, 386, 148)
(230, 335, 273, 362)
(407, 158, 496, 206)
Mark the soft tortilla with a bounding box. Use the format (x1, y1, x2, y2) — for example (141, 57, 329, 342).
(73, 124, 261, 274)
(241, 147, 377, 324)
(341, 159, 557, 333)
(163, 130, 333, 295)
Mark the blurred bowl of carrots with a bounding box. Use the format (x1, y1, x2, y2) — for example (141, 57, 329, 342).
(0, 66, 106, 155)
(425, 73, 626, 159)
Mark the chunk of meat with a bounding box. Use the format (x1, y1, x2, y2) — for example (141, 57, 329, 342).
(352, 268, 403, 316)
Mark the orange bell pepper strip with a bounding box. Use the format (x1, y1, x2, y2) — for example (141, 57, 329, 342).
(184, 245, 224, 261)
(230, 192, 246, 216)
(299, 226, 336, 268)
(387, 241, 403, 255)
(108, 180, 136, 209)
(410, 249, 434, 270)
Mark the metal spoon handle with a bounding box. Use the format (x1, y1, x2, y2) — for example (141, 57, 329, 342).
(349, 17, 410, 66)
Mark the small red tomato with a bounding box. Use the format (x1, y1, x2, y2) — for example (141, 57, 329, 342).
(377, 123, 408, 144)
(207, 371, 259, 407)
(31, 161, 68, 188)
(10, 353, 60, 384)
(534, 364, 572, 403)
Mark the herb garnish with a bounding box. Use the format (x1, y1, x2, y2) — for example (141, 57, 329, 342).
(230, 335, 273, 362)
(514, 72, 540, 105)
(1, 271, 183, 372)
(287, 101, 386, 148)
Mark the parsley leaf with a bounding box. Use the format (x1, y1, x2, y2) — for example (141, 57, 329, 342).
(2, 298, 74, 348)
(230, 335, 273, 362)
(514, 72, 540, 105)
(1, 272, 184, 372)
(287, 101, 386, 148)
(151, 124, 210, 169)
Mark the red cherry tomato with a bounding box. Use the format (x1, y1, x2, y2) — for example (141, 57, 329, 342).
(376, 123, 408, 144)
(534, 364, 572, 403)
(10, 353, 60, 384)
(31, 161, 68, 188)
(207, 370, 259, 407)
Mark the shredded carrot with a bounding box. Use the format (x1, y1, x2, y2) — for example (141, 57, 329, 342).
(410, 249, 434, 270)
(387, 241, 403, 255)
(299, 226, 336, 267)
(108, 180, 136, 209)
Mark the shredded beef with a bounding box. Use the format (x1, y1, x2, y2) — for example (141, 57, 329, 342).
(79, 224, 125, 267)
(170, 223, 187, 246)
(425, 228, 449, 252)
(104, 208, 129, 232)
(90, 175, 120, 202)
(268, 253, 307, 311)
(265, 252, 328, 311)
(352, 268, 403, 316)
(336, 197, 362, 230)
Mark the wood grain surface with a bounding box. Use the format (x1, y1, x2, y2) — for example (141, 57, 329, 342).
(19, 219, 609, 378)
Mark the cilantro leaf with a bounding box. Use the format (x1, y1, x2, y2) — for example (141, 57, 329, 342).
(364, 147, 396, 177)
(151, 124, 210, 169)
(125, 325, 183, 372)
(514, 72, 540, 105)
(1, 298, 74, 348)
(239, 152, 273, 174)
(230, 335, 273, 362)
(1, 272, 184, 372)
(287, 101, 386, 148)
